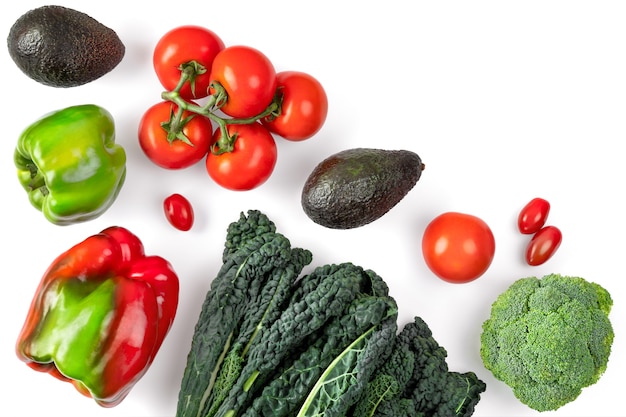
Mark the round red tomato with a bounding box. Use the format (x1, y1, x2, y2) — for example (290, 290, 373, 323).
(422, 212, 496, 283)
(164, 193, 194, 231)
(138, 101, 213, 169)
(261, 71, 328, 141)
(525, 225, 562, 266)
(153, 25, 224, 100)
(209, 45, 277, 118)
(518, 197, 550, 234)
(206, 123, 277, 191)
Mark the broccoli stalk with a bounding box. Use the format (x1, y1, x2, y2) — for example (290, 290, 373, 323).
(480, 274, 614, 412)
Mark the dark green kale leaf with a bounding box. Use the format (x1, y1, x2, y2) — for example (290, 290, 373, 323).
(352, 317, 486, 417)
(176, 211, 312, 417)
(214, 263, 393, 417)
(243, 291, 398, 416)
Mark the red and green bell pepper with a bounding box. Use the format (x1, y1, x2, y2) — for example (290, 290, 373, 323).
(16, 226, 180, 407)
(14, 104, 127, 225)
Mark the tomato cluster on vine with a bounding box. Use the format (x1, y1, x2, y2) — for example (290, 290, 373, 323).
(138, 25, 328, 191)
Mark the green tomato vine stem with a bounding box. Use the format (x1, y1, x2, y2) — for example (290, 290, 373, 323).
(159, 60, 283, 155)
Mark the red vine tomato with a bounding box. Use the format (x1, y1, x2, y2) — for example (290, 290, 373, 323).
(138, 101, 213, 169)
(262, 71, 328, 141)
(422, 212, 496, 283)
(206, 123, 277, 191)
(163, 193, 194, 231)
(209, 45, 277, 118)
(153, 25, 224, 100)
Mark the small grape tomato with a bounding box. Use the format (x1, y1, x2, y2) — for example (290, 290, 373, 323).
(525, 225, 562, 266)
(518, 197, 550, 234)
(164, 193, 194, 231)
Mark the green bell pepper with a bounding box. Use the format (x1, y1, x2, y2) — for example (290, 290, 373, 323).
(14, 104, 127, 225)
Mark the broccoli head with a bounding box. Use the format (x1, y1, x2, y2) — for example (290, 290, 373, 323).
(480, 274, 614, 412)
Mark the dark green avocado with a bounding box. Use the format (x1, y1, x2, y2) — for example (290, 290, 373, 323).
(301, 148, 424, 229)
(7, 5, 125, 87)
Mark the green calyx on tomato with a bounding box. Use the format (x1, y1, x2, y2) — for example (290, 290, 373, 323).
(206, 123, 278, 191)
(138, 101, 213, 170)
(153, 25, 224, 100)
(169, 61, 208, 104)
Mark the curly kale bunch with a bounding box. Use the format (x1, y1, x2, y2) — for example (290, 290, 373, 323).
(480, 274, 614, 412)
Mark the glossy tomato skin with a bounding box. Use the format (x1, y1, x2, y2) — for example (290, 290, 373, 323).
(518, 197, 550, 234)
(525, 225, 562, 266)
(206, 123, 277, 191)
(164, 193, 194, 231)
(138, 101, 213, 169)
(209, 45, 277, 118)
(261, 71, 328, 141)
(422, 212, 496, 283)
(153, 25, 225, 100)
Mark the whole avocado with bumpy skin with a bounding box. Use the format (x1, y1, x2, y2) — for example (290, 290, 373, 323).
(301, 148, 424, 229)
(7, 5, 125, 87)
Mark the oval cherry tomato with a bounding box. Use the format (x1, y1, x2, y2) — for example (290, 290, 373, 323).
(209, 45, 277, 118)
(138, 101, 213, 169)
(518, 197, 550, 234)
(261, 71, 328, 141)
(525, 225, 562, 266)
(206, 123, 277, 191)
(153, 25, 225, 100)
(422, 212, 496, 283)
(163, 193, 194, 231)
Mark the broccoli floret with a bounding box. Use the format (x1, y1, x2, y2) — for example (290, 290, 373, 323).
(480, 274, 614, 412)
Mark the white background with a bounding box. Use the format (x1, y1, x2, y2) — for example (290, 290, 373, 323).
(1, 1, 624, 416)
